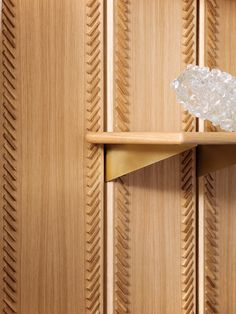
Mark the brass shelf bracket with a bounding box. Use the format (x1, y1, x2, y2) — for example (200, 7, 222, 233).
(197, 145, 236, 177)
(106, 144, 236, 181)
(86, 132, 236, 181)
(106, 144, 195, 181)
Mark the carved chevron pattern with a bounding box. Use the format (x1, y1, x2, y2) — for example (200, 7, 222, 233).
(205, 0, 218, 69)
(180, 149, 196, 313)
(114, 0, 130, 132)
(205, 0, 219, 132)
(182, 0, 196, 133)
(204, 173, 219, 313)
(182, 0, 196, 65)
(182, 112, 195, 133)
(114, 0, 131, 312)
(181, 1, 196, 313)
(85, 1, 104, 313)
(2, 0, 18, 313)
(204, 2, 219, 311)
(114, 178, 130, 313)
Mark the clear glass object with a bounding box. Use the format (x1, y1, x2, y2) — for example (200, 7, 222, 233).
(171, 65, 236, 132)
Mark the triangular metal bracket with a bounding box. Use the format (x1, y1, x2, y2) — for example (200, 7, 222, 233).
(197, 145, 236, 176)
(105, 144, 236, 181)
(105, 144, 196, 181)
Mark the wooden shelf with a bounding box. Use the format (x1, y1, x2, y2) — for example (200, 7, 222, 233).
(86, 132, 236, 181)
(86, 132, 236, 145)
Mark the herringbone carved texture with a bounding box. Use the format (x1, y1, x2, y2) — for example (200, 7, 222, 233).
(2, 0, 18, 313)
(85, 1, 104, 313)
(180, 149, 196, 313)
(205, 0, 218, 69)
(205, 0, 219, 132)
(204, 1, 219, 312)
(114, 178, 131, 313)
(182, 0, 196, 133)
(204, 173, 219, 313)
(181, 1, 196, 312)
(114, 0, 130, 133)
(114, 0, 131, 312)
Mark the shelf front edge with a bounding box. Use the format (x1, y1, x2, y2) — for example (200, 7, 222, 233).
(86, 132, 236, 145)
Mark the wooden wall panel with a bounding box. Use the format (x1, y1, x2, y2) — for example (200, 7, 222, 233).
(1, 1, 104, 313)
(113, 1, 197, 313)
(203, 1, 236, 312)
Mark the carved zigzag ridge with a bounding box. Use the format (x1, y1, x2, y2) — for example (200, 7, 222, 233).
(205, 0, 218, 69)
(182, 0, 196, 65)
(181, 2, 196, 313)
(2, 0, 18, 313)
(204, 173, 219, 313)
(85, 0, 103, 313)
(182, 0, 196, 133)
(204, 3, 219, 309)
(114, 1, 131, 312)
(205, 0, 219, 132)
(114, 178, 130, 314)
(180, 149, 196, 314)
(115, 0, 130, 132)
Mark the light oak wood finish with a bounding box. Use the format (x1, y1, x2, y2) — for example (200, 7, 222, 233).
(203, 0, 236, 312)
(86, 131, 236, 145)
(3, 0, 236, 312)
(1, 1, 104, 313)
(111, 0, 197, 313)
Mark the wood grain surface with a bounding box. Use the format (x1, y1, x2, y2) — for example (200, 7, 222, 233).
(112, 0, 197, 313)
(2, 0, 236, 312)
(86, 131, 236, 144)
(203, 0, 236, 312)
(1, 1, 104, 313)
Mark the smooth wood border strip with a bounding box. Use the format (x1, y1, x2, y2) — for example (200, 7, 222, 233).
(85, 1, 104, 312)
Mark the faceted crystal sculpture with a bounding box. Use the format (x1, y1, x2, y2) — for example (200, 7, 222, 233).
(171, 65, 236, 131)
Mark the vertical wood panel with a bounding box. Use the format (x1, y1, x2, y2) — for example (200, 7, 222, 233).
(203, 1, 236, 312)
(113, 0, 197, 313)
(1, 1, 105, 313)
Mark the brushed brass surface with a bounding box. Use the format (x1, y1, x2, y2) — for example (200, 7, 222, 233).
(197, 145, 236, 176)
(106, 143, 236, 181)
(106, 144, 195, 181)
